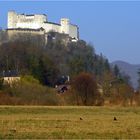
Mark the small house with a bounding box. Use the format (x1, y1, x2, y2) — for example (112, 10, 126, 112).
(0, 70, 20, 86)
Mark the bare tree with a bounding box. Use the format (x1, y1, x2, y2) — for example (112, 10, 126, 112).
(72, 72, 98, 105)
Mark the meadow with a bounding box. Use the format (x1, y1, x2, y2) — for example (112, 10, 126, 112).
(0, 106, 140, 139)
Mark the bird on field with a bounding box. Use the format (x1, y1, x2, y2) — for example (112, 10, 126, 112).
(10, 128, 16, 133)
(114, 117, 117, 121)
(80, 117, 83, 120)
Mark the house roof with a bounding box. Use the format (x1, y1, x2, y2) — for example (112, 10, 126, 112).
(0, 70, 19, 77)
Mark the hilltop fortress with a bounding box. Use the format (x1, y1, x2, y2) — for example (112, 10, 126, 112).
(7, 11, 79, 42)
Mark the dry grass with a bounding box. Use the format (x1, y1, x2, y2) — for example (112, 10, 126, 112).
(0, 106, 140, 139)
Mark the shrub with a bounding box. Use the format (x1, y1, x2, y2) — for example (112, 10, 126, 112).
(3, 75, 61, 105)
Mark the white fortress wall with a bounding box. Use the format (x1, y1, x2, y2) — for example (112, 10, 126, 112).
(16, 22, 41, 29)
(43, 22, 60, 33)
(8, 11, 47, 29)
(16, 14, 47, 29)
(69, 24, 78, 40)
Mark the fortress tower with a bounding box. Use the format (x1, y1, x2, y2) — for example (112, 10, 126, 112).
(8, 11, 17, 28)
(60, 18, 70, 34)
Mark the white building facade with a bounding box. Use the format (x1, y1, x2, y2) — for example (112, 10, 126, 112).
(8, 11, 79, 41)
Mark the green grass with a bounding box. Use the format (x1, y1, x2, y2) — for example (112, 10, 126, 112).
(0, 106, 140, 139)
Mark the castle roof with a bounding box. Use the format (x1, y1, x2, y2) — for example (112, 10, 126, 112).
(70, 23, 78, 27)
(7, 28, 45, 32)
(26, 14, 34, 16)
(44, 21, 61, 26)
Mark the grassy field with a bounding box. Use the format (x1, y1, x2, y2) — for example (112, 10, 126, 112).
(0, 106, 140, 139)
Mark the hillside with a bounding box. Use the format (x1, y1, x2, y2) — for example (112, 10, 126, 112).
(112, 60, 140, 89)
(0, 34, 138, 106)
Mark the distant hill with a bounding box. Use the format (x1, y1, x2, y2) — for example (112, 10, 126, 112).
(111, 60, 140, 89)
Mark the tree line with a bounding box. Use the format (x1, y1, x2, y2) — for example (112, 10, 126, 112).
(0, 32, 139, 106)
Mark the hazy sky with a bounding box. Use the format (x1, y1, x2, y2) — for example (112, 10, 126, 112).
(0, 1, 140, 64)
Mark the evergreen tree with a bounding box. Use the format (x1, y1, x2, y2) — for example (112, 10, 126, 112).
(113, 64, 120, 77)
(138, 69, 140, 90)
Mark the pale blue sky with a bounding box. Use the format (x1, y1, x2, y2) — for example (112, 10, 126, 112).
(0, 1, 140, 64)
